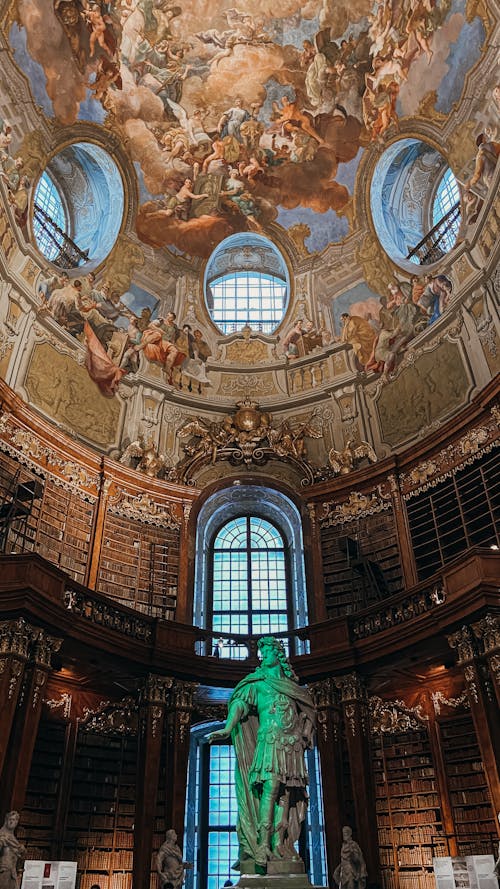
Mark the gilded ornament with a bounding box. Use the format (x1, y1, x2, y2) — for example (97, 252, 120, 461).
(119, 433, 170, 478)
(320, 487, 391, 526)
(81, 698, 139, 735)
(287, 223, 312, 256)
(108, 491, 181, 529)
(356, 234, 395, 295)
(369, 696, 427, 733)
(447, 121, 477, 175)
(327, 439, 377, 476)
(177, 401, 322, 484)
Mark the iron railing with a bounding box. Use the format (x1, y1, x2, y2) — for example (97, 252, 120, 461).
(33, 203, 89, 268)
(407, 201, 461, 265)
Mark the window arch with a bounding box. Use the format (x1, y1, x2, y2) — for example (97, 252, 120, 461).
(210, 515, 290, 658)
(193, 486, 309, 657)
(33, 141, 124, 269)
(204, 233, 290, 335)
(370, 138, 461, 267)
(33, 171, 67, 261)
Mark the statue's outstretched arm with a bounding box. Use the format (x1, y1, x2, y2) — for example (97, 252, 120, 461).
(208, 701, 247, 742)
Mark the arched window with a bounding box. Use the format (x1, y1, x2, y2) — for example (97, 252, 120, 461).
(204, 233, 289, 335)
(211, 516, 290, 657)
(370, 138, 461, 267)
(184, 724, 328, 889)
(209, 271, 287, 334)
(33, 141, 124, 269)
(432, 167, 461, 253)
(193, 486, 309, 657)
(33, 171, 67, 261)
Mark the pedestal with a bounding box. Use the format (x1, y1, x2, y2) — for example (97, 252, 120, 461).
(235, 859, 328, 889)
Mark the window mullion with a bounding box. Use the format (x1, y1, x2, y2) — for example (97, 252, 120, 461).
(246, 515, 253, 637)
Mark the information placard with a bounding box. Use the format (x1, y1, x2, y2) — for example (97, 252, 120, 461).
(433, 855, 498, 889)
(21, 860, 77, 889)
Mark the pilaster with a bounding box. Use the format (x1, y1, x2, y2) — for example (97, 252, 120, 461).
(310, 678, 343, 885)
(447, 625, 500, 817)
(165, 680, 198, 838)
(0, 628, 62, 810)
(133, 674, 174, 889)
(335, 672, 381, 888)
(0, 618, 40, 775)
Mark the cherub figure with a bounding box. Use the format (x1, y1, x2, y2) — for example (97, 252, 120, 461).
(84, 3, 113, 57)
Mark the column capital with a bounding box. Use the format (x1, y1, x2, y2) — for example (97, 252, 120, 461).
(309, 677, 337, 709)
(334, 672, 367, 703)
(447, 625, 477, 663)
(0, 617, 37, 658)
(140, 674, 174, 705)
(306, 502, 317, 526)
(168, 680, 199, 711)
(472, 613, 500, 653)
(31, 630, 63, 667)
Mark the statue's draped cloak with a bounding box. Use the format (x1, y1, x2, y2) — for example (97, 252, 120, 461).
(227, 671, 316, 864)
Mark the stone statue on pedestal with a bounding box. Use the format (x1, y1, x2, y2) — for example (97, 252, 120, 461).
(333, 826, 367, 889)
(156, 829, 192, 889)
(209, 636, 316, 879)
(0, 811, 26, 889)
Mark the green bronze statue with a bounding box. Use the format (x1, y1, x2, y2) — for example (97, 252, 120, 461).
(209, 636, 316, 872)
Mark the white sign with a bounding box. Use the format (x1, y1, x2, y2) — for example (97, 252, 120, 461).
(21, 860, 77, 889)
(433, 856, 498, 889)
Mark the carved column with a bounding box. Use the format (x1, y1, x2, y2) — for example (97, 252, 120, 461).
(388, 473, 418, 587)
(472, 613, 500, 708)
(0, 629, 62, 810)
(0, 618, 38, 777)
(165, 680, 198, 839)
(305, 503, 328, 622)
(335, 673, 381, 888)
(310, 678, 343, 885)
(87, 476, 111, 589)
(175, 502, 192, 624)
(447, 626, 500, 816)
(133, 674, 173, 889)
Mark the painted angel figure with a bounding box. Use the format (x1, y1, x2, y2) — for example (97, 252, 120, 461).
(328, 440, 377, 475)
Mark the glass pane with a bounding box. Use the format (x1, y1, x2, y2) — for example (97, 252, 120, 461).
(33, 172, 67, 261)
(210, 272, 287, 334)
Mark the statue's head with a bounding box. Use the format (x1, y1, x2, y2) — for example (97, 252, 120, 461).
(257, 636, 298, 681)
(342, 825, 352, 841)
(3, 811, 19, 830)
(165, 829, 177, 842)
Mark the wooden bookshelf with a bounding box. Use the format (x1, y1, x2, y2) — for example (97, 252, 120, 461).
(320, 512, 403, 618)
(63, 730, 137, 889)
(406, 450, 499, 581)
(0, 452, 43, 554)
(18, 718, 66, 861)
(36, 479, 94, 584)
(97, 512, 179, 619)
(372, 729, 446, 889)
(438, 714, 497, 856)
(149, 747, 167, 889)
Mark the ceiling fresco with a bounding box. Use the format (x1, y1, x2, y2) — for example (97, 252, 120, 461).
(6, 0, 486, 258)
